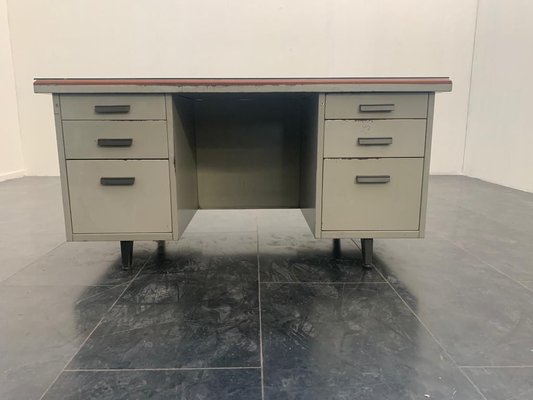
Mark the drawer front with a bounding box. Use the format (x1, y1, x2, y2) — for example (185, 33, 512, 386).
(63, 120, 169, 159)
(67, 160, 172, 234)
(60, 94, 166, 120)
(324, 119, 426, 158)
(322, 158, 423, 231)
(325, 93, 428, 119)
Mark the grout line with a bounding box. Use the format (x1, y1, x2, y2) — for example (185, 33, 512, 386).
(1, 241, 65, 285)
(261, 281, 388, 285)
(64, 367, 262, 373)
(38, 252, 152, 400)
(256, 219, 265, 400)
(441, 235, 533, 295)
(459, 365, 533, 369)
(371, 263, 489, 400)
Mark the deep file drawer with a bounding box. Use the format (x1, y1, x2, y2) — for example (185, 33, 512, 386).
(60, 94, 166, 120)
(322, 158, 424, 231)
(67, 160, 172, 234)
(325, 93, 428, 119)
(63, 120, 169, 159)
(323, 119, 426, 158)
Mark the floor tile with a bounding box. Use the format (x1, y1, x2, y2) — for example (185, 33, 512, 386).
(259, 232, 383, 283)
(0, 177, 65, 282)
(4, 241, 155, 287)
(373, 238, 533, 367)
(0, 284, 125, 400)
(429, 176, 533, 235)
(462, 367, 533, 400)
(43, 369, 262, 400)
(261, 283, 483, 400)
(140, 233, 257, 277)
(256, 208, 311, 233)
(184, 209, 258, 233)
(521, 281, 533, 291)
(425, 198, 533, 281)
(69, 262, 260, 369)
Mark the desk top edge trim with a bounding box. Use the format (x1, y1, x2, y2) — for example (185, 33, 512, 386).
(33, 77, 452, 93)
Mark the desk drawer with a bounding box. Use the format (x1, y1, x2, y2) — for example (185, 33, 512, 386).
(60, 94, 166, 120)
(325, 94, 428, 119)
(67, 160, 172, 234)
(324, 119, 426, 158)
(322, 158, 423, 231)
(63, 120, 169, 159)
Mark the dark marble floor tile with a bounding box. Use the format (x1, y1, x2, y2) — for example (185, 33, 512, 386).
(462, 367, 533, 400)
(141, 233, 257, 276)
(259, 232, 383, 283)
(261, 283, 483, 400)
(425, 198, 533, 281)
(69, 301, 260, 370)
(69, 254, 259, 370)
(0, 284, 125, 400)
(4, 241, 155, 287)
(373, 238, 533, 367)
(43, 369, 261, 400)
(429, 176, 533, 235)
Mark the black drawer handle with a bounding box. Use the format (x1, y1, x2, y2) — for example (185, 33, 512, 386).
(358, 137, 393, 146)
(100, 177, 135, 186)
(359, 104, 395, 113)
(356, 175, 390, 184)
(94, 105, 131, 114)
(97, 138, 133, 147)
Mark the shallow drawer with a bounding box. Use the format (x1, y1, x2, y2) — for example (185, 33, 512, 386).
(60, 94, 166, 120)
(323, 119, 426, 158)
(63, 120, 169, 159)
(325, 93, 428, 119)
(67, 160, 172, 234)
(322, 158, 423, 231)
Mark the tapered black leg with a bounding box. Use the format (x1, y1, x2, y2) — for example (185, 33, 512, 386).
(333, 238, 341, 258)
(361, 238, 374, 269)
(156, 240, 166, 256)
(120, 240, 134, 270)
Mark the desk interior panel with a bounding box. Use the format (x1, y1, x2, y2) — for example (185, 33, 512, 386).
(299, 94, 321, 236)
(172, 96, 199, 237)
(194, 94, 308, 209)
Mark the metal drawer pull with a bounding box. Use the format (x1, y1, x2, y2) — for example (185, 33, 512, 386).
(358, 137, 393, 146)
(94, 105, 131, 114)
(359, 104, 395, 113)
(356, 175, 391, 184)
(97, 138, 133, 147)
(100, 177, 135, 186)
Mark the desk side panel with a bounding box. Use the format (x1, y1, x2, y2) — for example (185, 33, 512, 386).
(418, 93, 435, 237)
(300, 94, 324, 237)
(53, 94, 73, 241)
(170, 95, 199, 238)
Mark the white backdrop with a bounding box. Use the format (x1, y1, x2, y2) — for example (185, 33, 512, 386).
(4, 0, 478, 176)
(464, 0, 533, 193)
(0, 0, 24, 180)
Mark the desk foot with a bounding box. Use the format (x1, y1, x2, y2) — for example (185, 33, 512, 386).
(120, 241, 134, 270)
(361, 238, 374, 269)
(156, 240, 166, 256)
(333, 238, 341, 258)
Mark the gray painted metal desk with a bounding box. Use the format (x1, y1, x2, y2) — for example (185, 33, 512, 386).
(34, 78, 452, 268)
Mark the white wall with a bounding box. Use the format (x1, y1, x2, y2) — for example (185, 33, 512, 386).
(0, 0, 24, 181)
(5, 0, 477, 176)
(464, 0, 533, 193)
